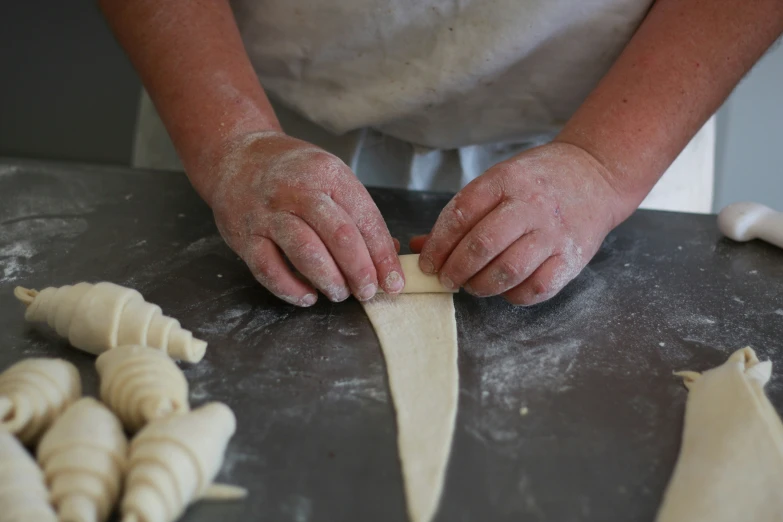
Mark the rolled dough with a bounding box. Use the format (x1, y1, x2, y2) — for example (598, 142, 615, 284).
(37, 397, 128, 522)
(95, 345, 190, 433)
(0, 431, 58, 522)
(361, 291, 458, 522)
(656, 347, 783, 522)
(0, 358, 81, 445)
(122, 402, 242, 522)
(14, 282, 207, 363)
(395, 254, 456, 294)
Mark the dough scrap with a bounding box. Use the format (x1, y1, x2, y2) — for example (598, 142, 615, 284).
(200, 482, 248, 500)
(38, 397, 127, 522)
(656, 347, 783, 522)
(361, 292, 458, 522)
(122, 402, 244, 522)
(14, 282, 207, 363)
(0, 431, 58, 522)
(96, 345, 190, 433)
(0, 358, 81, 445)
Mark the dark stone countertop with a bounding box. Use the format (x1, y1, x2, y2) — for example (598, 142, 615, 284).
(1, 158, 781, 521)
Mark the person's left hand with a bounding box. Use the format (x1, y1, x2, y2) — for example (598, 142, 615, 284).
(410, 141, 631, 305)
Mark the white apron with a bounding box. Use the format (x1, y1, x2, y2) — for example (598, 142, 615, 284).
(134, 0, 715, 213)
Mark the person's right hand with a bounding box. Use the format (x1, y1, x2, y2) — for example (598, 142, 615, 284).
(208, 132, 405, 306)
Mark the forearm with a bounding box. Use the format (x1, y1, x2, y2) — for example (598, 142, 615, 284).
(557, 0, 783, 222)
(99, 0, 280, 203)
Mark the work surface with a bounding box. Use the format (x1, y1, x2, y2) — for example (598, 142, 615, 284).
(1, 158, 782, 522)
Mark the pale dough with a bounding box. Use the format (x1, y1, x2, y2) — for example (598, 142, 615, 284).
(38, 397, 127, 522)
(199, 483, 248, 501)
(361, 291, 458, 522)
(14, 282, 207, 363)
(122, 402, 245, 522)
(0, 358, 81, 445)
(656, 347, 783, 522)
(395, 254, 457, 294)
(96, 345, 190, 433)
(0, 431, 58, 522)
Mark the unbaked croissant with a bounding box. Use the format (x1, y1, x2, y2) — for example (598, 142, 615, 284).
(0, 358, 81, 445)
(14, 282, 207, 363)
(96, 345, 189, 433)
(37, 397, 127, 522)
(122, 402, 242, 522)
(0, 431, 58, 522)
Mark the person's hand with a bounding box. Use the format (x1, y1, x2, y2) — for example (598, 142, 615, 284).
(411, 142, 632, 305)
(208, 132, 405, 306)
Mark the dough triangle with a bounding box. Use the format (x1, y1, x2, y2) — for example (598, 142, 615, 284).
(362, 293, 458, 522)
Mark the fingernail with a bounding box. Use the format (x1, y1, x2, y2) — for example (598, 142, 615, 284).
(280, 295, 301, 306)
(357, 283, 378, 301)
(440, 274, 456, 290)
(300, 294, 317, 307)
(420, 257, 435, 274)
(385, 271, 404, 293)
(327, 285, 350, 303)
(465, 283, 492, 297)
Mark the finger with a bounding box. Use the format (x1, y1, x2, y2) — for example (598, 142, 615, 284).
(393, 238, 401, 254)
(502, 254, 581, 306)
(297, 193, 379, 301)
(409, 235, 427, 253)
(464, 230, 552, 297)
(418, 174, 505, 275)
(333, 182, 405, 295)
(438, 200, 529, 290)
(269, 214, 351, 302)
(243, 236, 318, 307)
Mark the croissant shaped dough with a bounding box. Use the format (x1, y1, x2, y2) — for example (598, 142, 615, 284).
(38, 397, 128, 522)
(656, 347, 783, 522)
(96, 345, 189, 433)
(122, 402, 243, 522)
(0, 431, 58, 522)
(0, 358, 81, 445)
(14, 282, 207, 363)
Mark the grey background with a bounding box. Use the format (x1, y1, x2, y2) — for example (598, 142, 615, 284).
(0, 1, 780, 212)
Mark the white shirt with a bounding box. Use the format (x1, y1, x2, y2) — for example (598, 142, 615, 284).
(135, 0, 715, 213)
(232, 0, 654, 149)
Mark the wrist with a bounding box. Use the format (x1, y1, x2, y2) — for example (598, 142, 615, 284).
(550, 137, 643, 229)
(182, 122, 285, 208)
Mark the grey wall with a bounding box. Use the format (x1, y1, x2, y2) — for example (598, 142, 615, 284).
(0, 1, 140, 164)
(0, 3, 780, 211)
(714, 43, 783, 212)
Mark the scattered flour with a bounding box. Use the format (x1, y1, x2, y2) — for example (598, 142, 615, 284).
(198, 304, 254, 337)
(324, 377, 387, 404)
(0, 241, 36, 283)
(218, 447, 261, 485)
(281, 495, 312, 522)
(0, 212, 89, 284)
